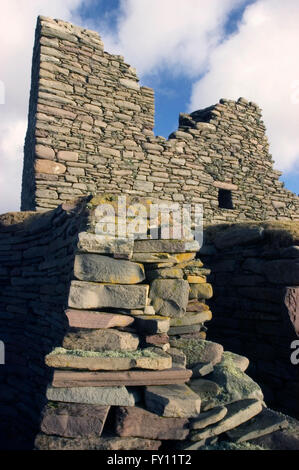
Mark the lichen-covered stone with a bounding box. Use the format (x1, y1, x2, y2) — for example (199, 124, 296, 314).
(149, 279, 189, 318)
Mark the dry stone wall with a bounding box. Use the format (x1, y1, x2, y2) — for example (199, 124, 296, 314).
(201, 224, 299, 419)
(21, 16, 299, 223)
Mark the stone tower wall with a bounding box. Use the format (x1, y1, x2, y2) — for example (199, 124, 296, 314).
(21, 16, 299, 223)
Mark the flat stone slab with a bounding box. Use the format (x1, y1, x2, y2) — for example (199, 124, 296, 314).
(146, 267, 184, 281)
(40, 403, 110, 438)
(170, 311, 212, 326)
(65, 309, 135, 329)
(220, 351, 249, 372)
(62, 328, 139, 351)
(145, 384, 201, 418)
(68, 281, 149, 310)
(207, 360, 264, 407)
(46, 385, 138, 406)
(168, 324, 202, 336)
(45, 347, 172, 371)
(149, 279, 189, 318)
(77, 232, 134, 258)
(186, 300, 211, 312)
(169, 338, 223, 368)
(191, 362, 214, 378)
(190, 406, 228, 430)
(74, 254, 145, 284)
(226, 408, 288, 443)
(144, 333, 170, 347)
(132, 252, 196, 264)
(35, 434, 161, 450)
(190, 399, 263, 441)
(189, 283, 213, 300)
(133, 240, 198, 253)
(134, 315, 170, 334)
(115, 406, 189, 440)
(52, 368, 192, 388)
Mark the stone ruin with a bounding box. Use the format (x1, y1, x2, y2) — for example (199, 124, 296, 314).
(0, 16, 298, 450)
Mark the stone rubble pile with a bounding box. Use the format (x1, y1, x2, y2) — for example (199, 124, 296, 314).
(34, 198, 289, 450)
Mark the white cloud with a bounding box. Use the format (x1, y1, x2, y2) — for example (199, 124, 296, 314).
(0, 0, 86, 214)
(189, 0, 299, 172)
(100, 0, 246, 77)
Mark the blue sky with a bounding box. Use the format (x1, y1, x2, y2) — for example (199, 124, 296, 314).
(0, 0, 298, 214)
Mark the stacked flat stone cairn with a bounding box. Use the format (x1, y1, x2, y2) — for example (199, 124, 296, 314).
(35, 197, 289, 450)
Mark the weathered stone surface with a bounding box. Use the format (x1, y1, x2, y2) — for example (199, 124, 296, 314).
(78, 232, 134, 257)
(168, 324, 202, 336)
(146, 267, 184, 281)
(170, 311, 212, 326)
(190, 406, 228, 430)
(186, 300, 210, 312)
(189, 378, 221, 402)
(149, 279, 189, 318)
(57, 150, 79, 162)
(40, 403, 110, 438)
(168, 348, 187, 368)
(169, 338, 223, 368)
(189, 283, 213, 300)
(220, 351, 249, 372)
(187, 275, 206, 284)
(45, 347, 172, 371)
(134, 240, 186, 253)
(74, 254, 145, 284)
(115, 406, 189, 440)
(207, 360, 264, 407)
(46, 385, 138, 406)
(35, 159, 66, 175)
(191, 362, 214, 378)
(35, 434, 161, 450)
(132, 253, 196, 264)
(284, 286, 299, 335)
(62, 328, 139, 351)
(213, 181, 238, 191)
(190, 399, 263, 441)
(144, 333, 170, 347)
(134, 315, 170, 334)
(52, 368, 192, 388)
(226, 408, 288, 442)
(35, 144, 55, 159)
(68, 281, 149, 309)
(65, 309, 134, 329)
(145, 384, 201, 418)
(214, 227, 264, 249)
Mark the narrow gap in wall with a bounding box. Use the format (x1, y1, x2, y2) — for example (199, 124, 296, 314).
(218, 189, 234, 209)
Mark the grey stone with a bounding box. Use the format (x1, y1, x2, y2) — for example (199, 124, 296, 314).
(145, 384, 201, 418)
(190, 399, 263, 441)
(190, 406, 228, 430)
(149, 279, 189, 318)
(77, 232, 134, 257)
(46, 386, 138, 406)
(191, 362, 214, 378)
(62, 329, 139, 351)
(35, 434, 161, 450)
(226, 408, 288, 442)
(169, 338, 223, 368)
(220, 351, 250, 372)
(74, 254, 145, 284)
(68, 281, 149, 310)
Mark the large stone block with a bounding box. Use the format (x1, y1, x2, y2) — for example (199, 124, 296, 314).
(149, 279, 189, 318)
(40, 403, 110, 438)
(115, 406, 189, 440)
(45, 347, 172, 371)
(62, 328, 139, 351)
(74, 254, 145, 284)
(77, 232, 134, 258)
(35, 159, 66, 175)
(144, 384, 201, 418)
(169, 338, 223, 368)
(65, 309, 135, 329)
(35, 434, 161, 450)
(68, 281, 149, 310)
(46, 385, 138, 406)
